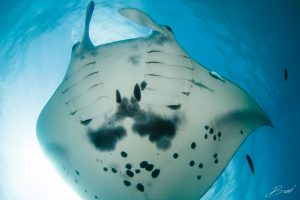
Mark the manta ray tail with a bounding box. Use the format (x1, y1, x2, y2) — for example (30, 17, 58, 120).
(77, 1, 95, 54)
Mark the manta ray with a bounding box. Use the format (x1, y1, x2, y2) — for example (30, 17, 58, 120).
(36, 1, 272, 200)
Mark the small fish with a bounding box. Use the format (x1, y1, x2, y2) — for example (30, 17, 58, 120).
(209, 71, 225, 82)
(284, 68, 288, 80)
(246, 154, 255, 175)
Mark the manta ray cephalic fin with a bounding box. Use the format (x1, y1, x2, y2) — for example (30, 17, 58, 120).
(77, 1, 95, 54)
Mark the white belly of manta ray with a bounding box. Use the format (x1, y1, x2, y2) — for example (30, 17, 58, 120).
(36, 1, 272, 200)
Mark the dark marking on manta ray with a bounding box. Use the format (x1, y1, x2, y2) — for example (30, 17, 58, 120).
(167, 104, 181, 110)
(135, 169, 141, 174)
(190, 160, 195, 167)
(151, 169, 160, 178)
(84, 61, 96, 67)
(128, 55, 141, 65)
(209, 128, 214, 134)
(114, 97, 181, 150)
(173, 153, 179, 159)
(146, 61, 162, 64)
(191, 142, 196, 149)
(197, 175, 201, 180)
(145, 164, 154, 171)
(121, 151, 128, 158)
(132, 113, 180, 150)
(199, 163, 203, 169)
(147, 50, 162, 53)
(204, 125, 209, 130)
(111, 168, 117, 173)
(140, 161, 148, 168)
(126, 170, 134, 177)
(190, 79, 214, 92)
(214, 159, 218, 164)
(80, 119, 92, 126)
(204, 134, 208, 139)
(284, 68, 288, 80)
(181, 92, 190, 96)
(103, 167, 108, 172)
(94, 195, 98, 199)
(123, 180, 131, 187)
(240, 130, 244, 135)
(213, 153, 218, 158)
(87, 126, 126, 151)
(246, 154, 255, 175)
(140, 81, 147, 90)
(213, 135, 217, 141)
(218, 132, 222, 137)
(116, 90, 121, 103)
(76, 170, 80, 176)
(125, 163, 132, 169)
(133, 84, 141, 101)
(136, 183, 144, 192)
(89, 92, 181, 151)
(70, 110, 77, 115)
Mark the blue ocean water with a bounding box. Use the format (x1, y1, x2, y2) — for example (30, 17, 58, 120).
(0, 0, 299, 199)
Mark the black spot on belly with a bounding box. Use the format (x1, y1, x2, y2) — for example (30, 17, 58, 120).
(215, 159, 219, 164)
(121, 151, 128, 158)
(197, 175, 201, 180)
(145, 164, 154, 171)
(132, 114, 181, 150)
(125, 163, 132, 169)
(133, 84, 141, 101)
(204, 134, 208, 139)
(140, 161, 148, 168)
(213, 153, 218, 158)
(111, 168, 117, 173)
(191, 142, 196, 149)
(128, 55, 141, 65)
(204, 125, 209, 130)
(123, 180, 131, 187)
(173, 153, 179, 159)
(213, 135, 217, 141)
(140, 81, 147, 90)
(126, 170, 134, 177)
(116, 90, 121, 103)
(80, 119, 92, 126)
(240, 130, 244, 135)
(167, 104, 181, 110)
(209, 128, 214, 134)
(218, 132, 221, 137)
(94, 195, 98, 199)
(103, 167, 108, 172)
(135, 169, 141, 174)
(136, 183, 144, 192)
(190, 160, 195, 167)
(112, 96, 181, 150)
(75, 170, 80, 176)
(151, 169, 160, 178)
(87, 126, 126, 151)
(199, 163, 203, 169)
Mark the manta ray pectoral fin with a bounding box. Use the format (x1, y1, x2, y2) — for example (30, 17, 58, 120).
(77, 1, 95, 55)
(118, 8, 170, 37)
